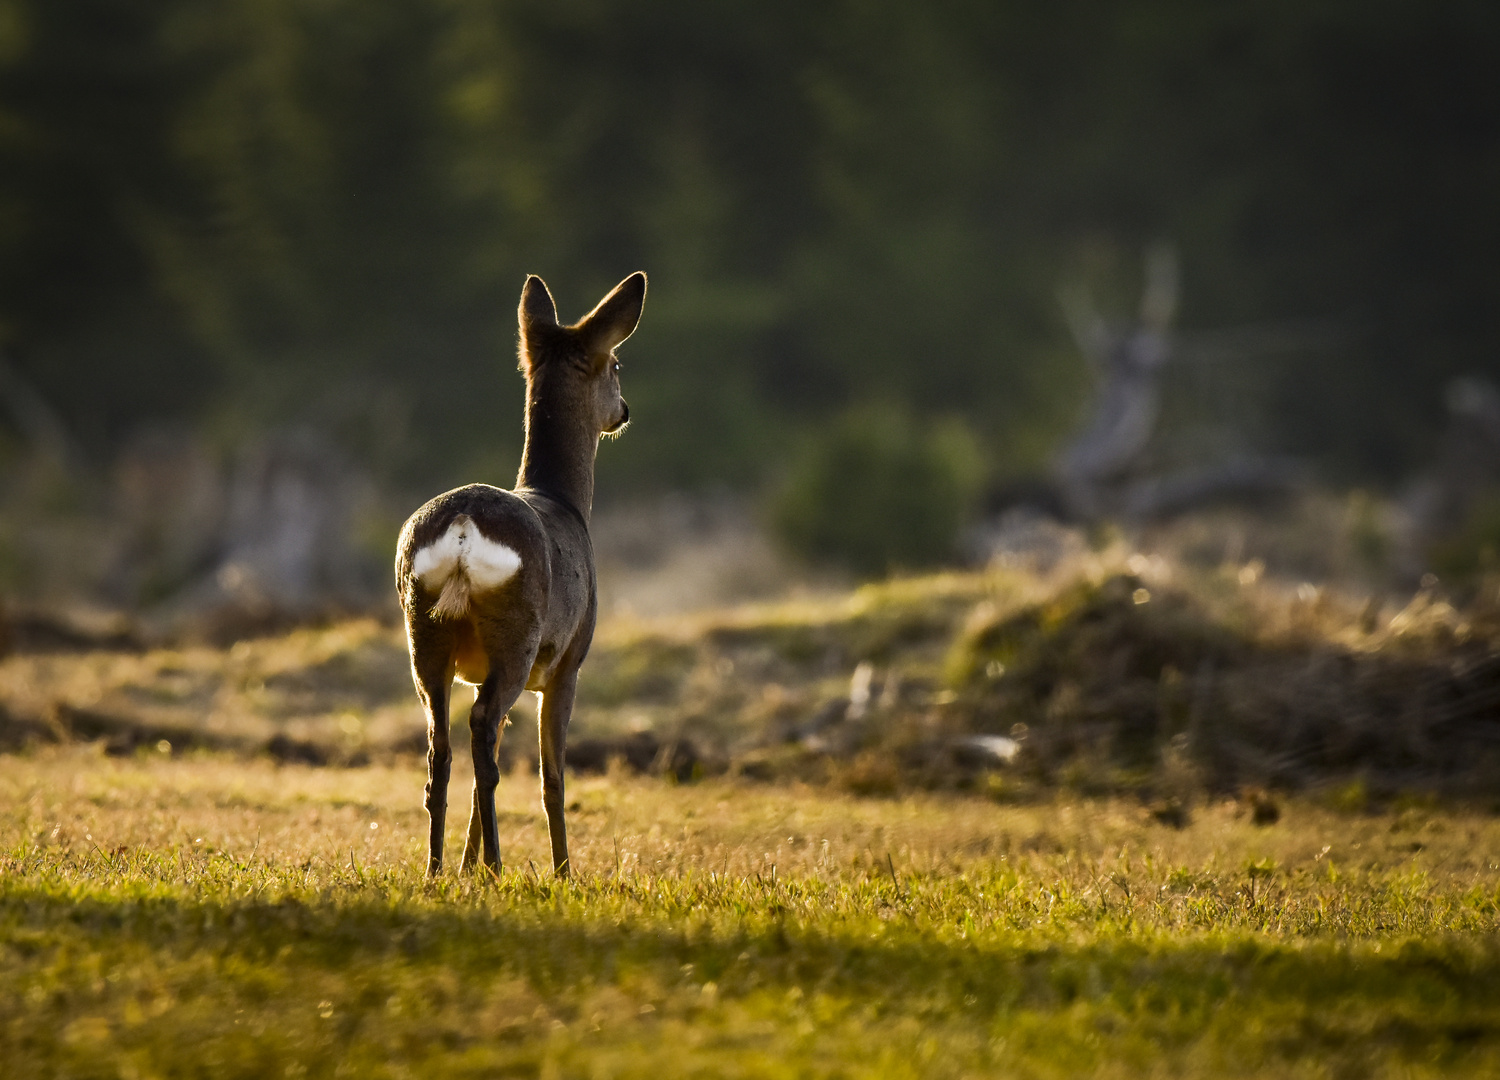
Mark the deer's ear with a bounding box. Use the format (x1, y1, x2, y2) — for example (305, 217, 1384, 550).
(579, 272, 647, 354)
(519, 275, 558, 333)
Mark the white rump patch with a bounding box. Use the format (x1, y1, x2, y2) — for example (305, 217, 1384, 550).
(413, 514, 521, 599)
(462, 529, 525, 589)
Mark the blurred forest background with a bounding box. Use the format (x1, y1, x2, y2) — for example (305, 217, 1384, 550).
(0, 0, 1498, 629)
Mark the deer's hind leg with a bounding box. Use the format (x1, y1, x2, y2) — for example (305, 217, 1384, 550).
(408, 619, 457, 877)
(460, 623, 538, 874)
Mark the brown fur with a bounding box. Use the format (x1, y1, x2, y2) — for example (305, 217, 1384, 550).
(395, 272, 645, 877)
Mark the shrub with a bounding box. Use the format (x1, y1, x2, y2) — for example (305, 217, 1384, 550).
(769, 404, 984, 576)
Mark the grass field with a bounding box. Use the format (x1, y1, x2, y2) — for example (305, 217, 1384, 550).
(4, 745, 1500, 1078)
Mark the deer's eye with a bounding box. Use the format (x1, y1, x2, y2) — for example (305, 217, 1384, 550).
(612, 360, 621, 373)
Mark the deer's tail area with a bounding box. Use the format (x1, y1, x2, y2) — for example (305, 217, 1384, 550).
(411, 513, 523, 621)
(431, 573, 473, 620)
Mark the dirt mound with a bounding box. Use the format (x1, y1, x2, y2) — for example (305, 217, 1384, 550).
(949, 573, 1500, 797)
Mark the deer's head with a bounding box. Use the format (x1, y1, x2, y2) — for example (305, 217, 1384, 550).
(519, 272, 646, 440)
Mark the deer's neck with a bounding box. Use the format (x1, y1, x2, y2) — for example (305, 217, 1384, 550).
(517, 389, 597, 526)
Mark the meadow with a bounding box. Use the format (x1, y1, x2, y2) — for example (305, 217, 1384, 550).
(3, 745, 1500, 1078)
(5, 547, 1500, 1077)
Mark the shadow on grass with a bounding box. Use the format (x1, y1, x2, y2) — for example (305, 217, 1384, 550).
(5, 883, 1500, 1063)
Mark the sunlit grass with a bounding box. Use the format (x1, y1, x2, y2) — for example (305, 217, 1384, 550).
(3, 749, 1500, 1077)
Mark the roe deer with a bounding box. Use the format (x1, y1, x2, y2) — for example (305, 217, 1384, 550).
(395, 272, 646, 877)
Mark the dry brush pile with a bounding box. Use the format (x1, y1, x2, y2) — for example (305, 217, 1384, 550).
(4, 549, 1500, 803)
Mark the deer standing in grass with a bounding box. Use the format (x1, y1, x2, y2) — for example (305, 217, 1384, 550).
(395, 272, 645, 877)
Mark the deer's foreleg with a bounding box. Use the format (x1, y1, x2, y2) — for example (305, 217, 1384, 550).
(461, 782, 482, 873)
(539, 667, 579, 877)
(464, 667, 527, 874)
